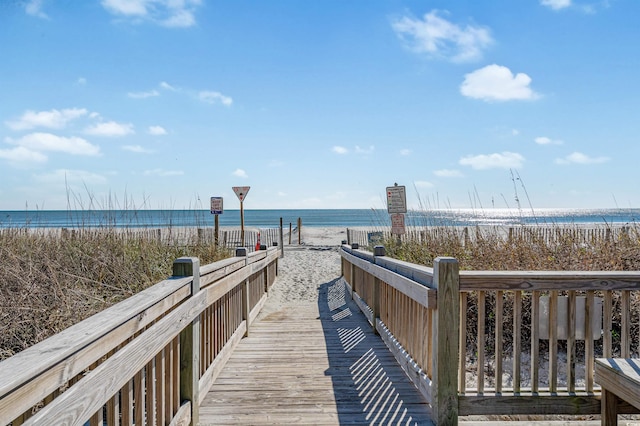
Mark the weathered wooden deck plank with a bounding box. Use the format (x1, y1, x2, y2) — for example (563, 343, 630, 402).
(200, 278, 434, 425)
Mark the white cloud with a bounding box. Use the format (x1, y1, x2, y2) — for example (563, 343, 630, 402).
(157, 82, 233, 107)
(355, 145, 375, 155)
(161, 9, 196, 28)
(160, 81, 177, 91)
(101, 0, 202, 28)
(25, 0, 48, 19)
(6, 108, 88, 130)
(414, 180, 434, 188)
(400, 149, 411, 156)
(148, 125, 167, 135)
(535, 136, 564, 145)
(85, 121, 134, 137)
(512, 129, 520, 136)
(460, 64, 540, 102)
(77, 77, 87, 85)
(332, 146, 349, 155)
(123, 145, 154, 153)
(143, 168, 184, 176)
(34, 169, 107, 185)
(434, 169, 464, 177)
(6, 133, 100, 156)
(555, 152, 610, 165)
(101, 0, 147, 16)
(541, 0, 572, 10)
(0, 146, 48, 165)
(459, 151, 525, 170)
(128, 89, 160, 99)
(232, 168, 248, 178)
(391, 10, 493, 62)
(199, 91, 233, 106)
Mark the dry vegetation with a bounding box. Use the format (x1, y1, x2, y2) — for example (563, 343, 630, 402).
(0, 227, 230, 361)
(378, 224, 640, 356)
(382, 225, 640, 271)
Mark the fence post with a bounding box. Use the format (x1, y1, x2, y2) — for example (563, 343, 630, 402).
(172, 257, 201, 426)
(279, 217, 285, 258)
(236, 248, 251, 337)
(350, 243, 359, 295)
(433, 257, 459, 425)
(372, 246, 385, 335)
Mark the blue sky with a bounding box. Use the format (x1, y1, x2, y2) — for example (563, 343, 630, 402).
(0, 0, 637, 211)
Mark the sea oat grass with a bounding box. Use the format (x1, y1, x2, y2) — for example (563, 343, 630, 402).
(382, 224, 640, 356)
(0, 227, 230, 360)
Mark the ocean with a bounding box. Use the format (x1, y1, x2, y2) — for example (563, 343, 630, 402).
(1, 208, 639, 229)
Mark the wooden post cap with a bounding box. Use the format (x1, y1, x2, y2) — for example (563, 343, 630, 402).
(374, 245, 386, 256)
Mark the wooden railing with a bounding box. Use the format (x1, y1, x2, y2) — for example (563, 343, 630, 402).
(340, 243, 640, 424)
(0, 246, 278, 426)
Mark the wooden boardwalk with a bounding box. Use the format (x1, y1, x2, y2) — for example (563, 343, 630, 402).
(200, 277, 434, 425)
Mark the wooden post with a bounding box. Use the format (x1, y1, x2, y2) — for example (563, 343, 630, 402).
(279, 217, 284, 258)
(433, 257, 459, 425)
(236, 248, 250, 337)
(372, 246, 385, 335)
(172, 257, 200, 426)
(289, 222, 292, 245)
(601, 388, 618, 426)
(240, 200, 245, 247)
(297, 217, 302, 245)
(214, 214, 219, 247)
(350, 243, 359, 296)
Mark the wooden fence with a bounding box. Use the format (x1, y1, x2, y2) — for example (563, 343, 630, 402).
(17, 227, 285, 250)
(346, 225, 634, 249)
(340, 243, 640, 424)
(0, 246, 279, 426)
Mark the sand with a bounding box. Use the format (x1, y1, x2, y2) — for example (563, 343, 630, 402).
(257, 227, 347, 320)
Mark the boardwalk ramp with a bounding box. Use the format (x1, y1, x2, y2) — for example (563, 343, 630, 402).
(201, 276, 433, 425)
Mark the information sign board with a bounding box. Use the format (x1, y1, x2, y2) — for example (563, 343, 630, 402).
(232, 186, 250, 202)
(386, 185, 407, 214)
(391, 213, 405, 235)
(210, 197, 223, 215)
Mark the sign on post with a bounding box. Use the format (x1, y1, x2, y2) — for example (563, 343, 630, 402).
(233, 186, 250, 202)
(232, 186, 251, 247)
(386, 184, 407, 214)
(391, 213, 405, 235)
(210, 197, 223, 215)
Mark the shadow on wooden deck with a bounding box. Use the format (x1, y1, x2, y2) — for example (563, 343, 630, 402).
(317, 277, 434, 425)
(199, 276, 433, 425)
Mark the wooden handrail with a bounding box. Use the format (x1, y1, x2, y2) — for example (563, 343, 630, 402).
(339, 243, 640, 423)
(460, 270, 640, 291)
(0, 246, 279, 426)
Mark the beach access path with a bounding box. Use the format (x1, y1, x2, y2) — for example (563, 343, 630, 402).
(199, 228, 435, 425)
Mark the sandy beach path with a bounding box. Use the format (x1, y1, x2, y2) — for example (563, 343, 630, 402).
(257, 227, 346, 320)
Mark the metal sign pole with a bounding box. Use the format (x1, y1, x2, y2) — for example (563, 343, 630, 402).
(240, 200, 245, 247)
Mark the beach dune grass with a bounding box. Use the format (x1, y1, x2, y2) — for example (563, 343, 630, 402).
(0, 227, 230, 360)
(378, 223, 640, 358)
